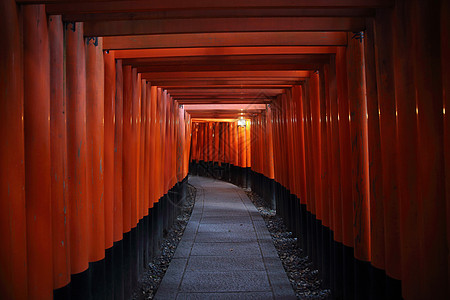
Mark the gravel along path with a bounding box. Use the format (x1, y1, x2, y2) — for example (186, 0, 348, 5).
(131, 184, 196, 300)
(245, 190, 332, 300)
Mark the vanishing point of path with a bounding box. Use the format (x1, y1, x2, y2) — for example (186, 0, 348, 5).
(155, 176, 296, 299)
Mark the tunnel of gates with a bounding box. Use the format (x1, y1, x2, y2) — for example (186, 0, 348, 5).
(1, 0, 450, 299)
(189, 6, 450, 300)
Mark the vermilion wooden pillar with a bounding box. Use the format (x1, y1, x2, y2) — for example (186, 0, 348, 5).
(294, 85, 306, 204)
(113, 57, 125, 300)
(154, 88, 163, 200)
(266, 106, 275, 180)
(131, 69, 141, 287)
(0, 1, 27, 298)
(122, 64, 133, 235)
(302, 81, 312, 216)
(149, 86, 158, 207)
(392, 1, 419, 299)
(23, 5, 53, 298)
(114, 59, 124, 244)
(238, 124, 245, 167)
(319, 69, 330, 232)
(131, 69, 140, 229)
(223, 123, 229, 164)
(310, 71, 321, 224)
(121, 62, 133, 297)
(86, 36, 106, 265)
(103, 49, 115, 299)
(246, 120, 251, 168)
(347, 31, 371, 299)
(323, 63, 333, 289)
(49, 14, 70, 292)
(412, 0, 447, 297)
(191, 123, 197, 163)
(336, 46, 354, 299)
(161, 91, 168, 192)
(363, 18, 385, 290)
(215, 123, 220, 163)
(144, 83, 151, 213)
(441, 0, 450, 294)
(86, 35, 106, 298)
(138, 80, 145, 221)
(104, 50, 115, 251)
(328, 55, 344, 299)
(373, 10, 402, 295)
(232, 122, 239, 166)
(66, 21, 89, 281)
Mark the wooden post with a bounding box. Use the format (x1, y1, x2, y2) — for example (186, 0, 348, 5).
(66, 21, 89, 280)
(364, 18, 385, 294)
(373, 10, 402, 297)
(49, 14, 71, 292)
(104, 50, 115, 251)
(0, 1, 27, 298)
(412, 0, 447, 297)
(86, 36, 105, 264)
(23, 5, 53, 298)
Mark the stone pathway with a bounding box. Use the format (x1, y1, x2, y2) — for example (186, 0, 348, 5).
(155, 176, 296, 300)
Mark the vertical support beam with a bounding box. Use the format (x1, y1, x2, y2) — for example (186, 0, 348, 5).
(392, 1, 419, 299)
(266, 105, 275, 181)
(0, 0, 27, 298)
(328, 55, 344, 299)
(336, 46, 354, 299)
(143, 82, 150, 218)
(113, 58, 124, 299)
(49, 14, 70, 292)
(103, 48, 115, 300)
(66, 21, 89, 295)
(441, 0, 450, 295)
(363, 18, 385, 296)
(86, 35, 105, 297)
(411, 0, 447, 297)
(23, 5, 53, 299)
(310, 72, 321, 222)
(347, 31, 371, 299)
(246, 119, 251, 168)
(131, 68, 140, 229)
(122, 64, 133, 297)
(122, 65, 133, 235)
(373, 9, 402, 297)
(104, 50, 115, 253)
(149, 85, 158, 208)
(114, 59, 124, 244)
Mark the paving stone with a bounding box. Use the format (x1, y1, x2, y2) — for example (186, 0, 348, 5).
(179, 271, 272, 292)
(199, 215, 253, 224)
(195, 231, 257, 243)
(190, 242, 261, 257)
(176, 292, 274, 300)
(198, 223, 255, 233)
(186, 255, 266, 272)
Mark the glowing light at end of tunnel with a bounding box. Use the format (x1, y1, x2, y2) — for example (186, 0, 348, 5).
(444, 107, 446, 115)
(237, 118, 246, 127)
(415, 107, 419, 115)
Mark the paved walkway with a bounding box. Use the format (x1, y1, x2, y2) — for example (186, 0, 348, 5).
(155, 176, 296, 300)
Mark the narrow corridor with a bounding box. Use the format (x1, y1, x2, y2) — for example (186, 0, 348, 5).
(155, 176, 295, 299)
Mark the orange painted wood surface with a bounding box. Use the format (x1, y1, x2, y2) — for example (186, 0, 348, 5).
(23, 5, 53, 298)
